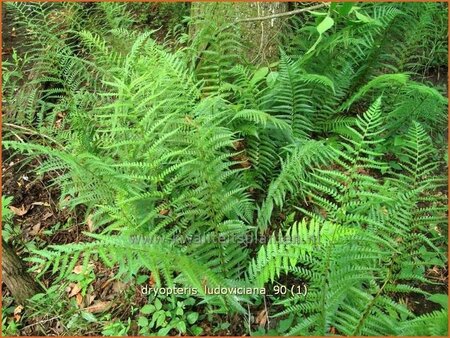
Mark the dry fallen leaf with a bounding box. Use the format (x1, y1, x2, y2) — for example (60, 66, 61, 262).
(72, 265, 84, 274)
(42, 211, 53, 221)
(10, 205, 30, 216)
(54, 320, 64, 335)
(29, 223, 41, 236)
(112, 280, 127, 293)
(87, 293, 96, 306)
(255, 309, 267, 327)
(232, 140, 244, 150)
(101, 278, 113, 289)
(149, 273, 156, 287)
(86, 215, 94, 232)
(159, 209, 169, 216)
(13, 305, 23, 316)
(84, 301, 111, 313)
(13, 305, 23, 322)
(240, 160, 251, 169)
(76, 293, 83, 306)
(69, 284, 81, 297)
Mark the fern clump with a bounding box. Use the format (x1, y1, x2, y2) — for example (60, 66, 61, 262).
(2, 1, 447, 336)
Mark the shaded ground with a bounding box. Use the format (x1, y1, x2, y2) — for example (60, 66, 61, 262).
(1, 3, 448, 336)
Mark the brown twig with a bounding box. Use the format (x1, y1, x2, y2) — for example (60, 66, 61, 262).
(3, 123, 64, 149)
(230, 3, 330, 26)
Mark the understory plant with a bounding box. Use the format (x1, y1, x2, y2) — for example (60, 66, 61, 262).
(2, 1, 448, 336)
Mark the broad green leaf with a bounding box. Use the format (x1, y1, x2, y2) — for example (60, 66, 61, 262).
(138, 316, 149, 327)
(428, 294, 448, 310)
(317, 16, 334, 34)
(250, 67, 269, 86)
(187, 312, 199, 324)
(141, 304, 156, 314)
(338, 3, 354, 16)
(158, 326, 171, 335)
(81, 312, 97, 323)
(266, 71, 279, 88)
(307, 16, 335, 54)
(177, 320, 187, 333)
(191, 326, 203, 335)
(136, 275, 148, 284)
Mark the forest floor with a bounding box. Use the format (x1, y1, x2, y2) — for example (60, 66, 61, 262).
(1, 9, 219, 335)
(1, 4, 448, 336)
(2, 80, 447, 336)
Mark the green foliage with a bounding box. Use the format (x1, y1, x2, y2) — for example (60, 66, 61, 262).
(188, 15, 244, 96)
(2, 295, 21, 336)
(249, 209, 445, 335)
(1, 196, 15, 242)
(101, 319, 131, 336)
(400, 292, 448, 335)
(2, 1, 447, 336)
(138, 294, 202, 335)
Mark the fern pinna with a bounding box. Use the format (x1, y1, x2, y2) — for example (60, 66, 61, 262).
(2, 1, 447, 335)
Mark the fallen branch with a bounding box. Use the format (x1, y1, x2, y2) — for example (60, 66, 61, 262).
(231, 3, 330, 26)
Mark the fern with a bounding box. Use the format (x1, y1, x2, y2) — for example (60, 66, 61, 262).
(296, 98, 390, 226)
(257, 140, 334, 233)
(248, 217, 415, 335)
(2, 3, 447, 335)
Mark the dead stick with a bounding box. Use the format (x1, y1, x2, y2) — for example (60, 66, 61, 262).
(231, 3, 330, 26)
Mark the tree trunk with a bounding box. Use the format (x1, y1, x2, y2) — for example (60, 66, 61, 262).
(191, 2, 288, 64)
(2, 240, 43, 305)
